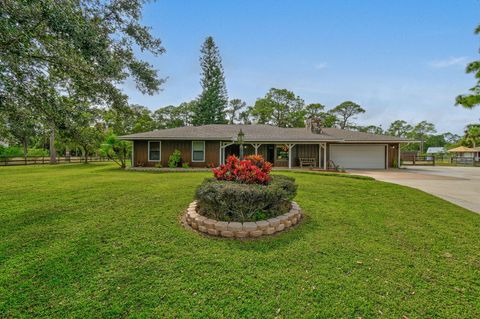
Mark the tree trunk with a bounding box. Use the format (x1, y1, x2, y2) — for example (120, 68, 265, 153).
(49, 125, 57, 164)
(83, 146, 88, 164)
(22, 138, 28, 160)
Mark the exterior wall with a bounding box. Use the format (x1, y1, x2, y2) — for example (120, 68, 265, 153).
(133, 140, 149, 166)
(132, 140, 400, 169)
(292, 144, 319, 167)
(133, 140, 220, 168)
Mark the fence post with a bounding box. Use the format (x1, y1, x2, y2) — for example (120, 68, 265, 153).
(432, 155, 435, 166)
(413, 155, 416, 165)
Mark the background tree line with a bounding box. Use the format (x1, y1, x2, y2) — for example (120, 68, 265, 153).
(1, 1, 479, 168)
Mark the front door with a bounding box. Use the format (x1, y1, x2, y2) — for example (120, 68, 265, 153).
(266, 144, 275, 163)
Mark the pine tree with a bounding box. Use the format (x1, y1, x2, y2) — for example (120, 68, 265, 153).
(193, 37, 228, 125)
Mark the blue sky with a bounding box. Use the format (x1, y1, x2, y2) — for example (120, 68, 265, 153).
(122, 0, 480, 134)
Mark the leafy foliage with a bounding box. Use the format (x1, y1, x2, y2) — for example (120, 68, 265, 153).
(330, 101, 365, 129)
(195, 175, 297, 222)
(387, 120, 413, 137)
(250, 88, 305, 127)
(226, 99, 247, 124)
(464, 124, 480, 147)
(168, 149, 182, 168)
(0, 0, 165, 162)
(212, 155, 272, 185)
(100, 134, 130, 169)
(456, 24, 480, 108)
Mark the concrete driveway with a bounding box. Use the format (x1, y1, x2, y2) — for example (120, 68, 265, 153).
(349, 166, 480, 213)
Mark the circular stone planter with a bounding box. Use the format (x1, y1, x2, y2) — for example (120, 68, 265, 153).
(184, 201, 302, 239)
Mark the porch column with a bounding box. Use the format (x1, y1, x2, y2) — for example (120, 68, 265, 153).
(397, 144, 401, 168)
(287, 143, 295, 169)
(251, 143, 262, 155)
(131, 141, 135, 167)
(219, 142, 234, 165)
(318, 144, 321, 168)
(323, 143, 327, 170)
(219, 141, 222, 165)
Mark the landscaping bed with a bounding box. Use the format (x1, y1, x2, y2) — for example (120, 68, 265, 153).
(184, 155, 302, 238)
(184, 200, 302, 238)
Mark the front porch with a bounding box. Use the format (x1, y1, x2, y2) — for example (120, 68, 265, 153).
(220, 142, 328, 169)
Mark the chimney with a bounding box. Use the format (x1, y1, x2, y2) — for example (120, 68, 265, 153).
(305, 118, 312, 133)
(306, 117, 323, 134)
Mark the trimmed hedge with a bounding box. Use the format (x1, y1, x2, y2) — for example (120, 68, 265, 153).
(195, 175, 297, 222)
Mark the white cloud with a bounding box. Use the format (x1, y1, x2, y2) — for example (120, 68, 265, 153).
(428, 56, 468, 69)
(314, 63, 327, 70)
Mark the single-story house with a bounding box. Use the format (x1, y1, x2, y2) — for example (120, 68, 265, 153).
(448, 146, 480, 161)
(119, 124, 411, 169)
(448, 146, 477, 157)
(426, 147, 446, 154)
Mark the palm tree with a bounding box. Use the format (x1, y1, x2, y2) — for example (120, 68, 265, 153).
(465, 124, 480, 148)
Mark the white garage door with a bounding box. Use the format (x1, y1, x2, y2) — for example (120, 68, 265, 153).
(330, 144, 385, 169)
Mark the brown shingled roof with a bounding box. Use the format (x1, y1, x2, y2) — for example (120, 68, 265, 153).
(119, 124, 410, 143)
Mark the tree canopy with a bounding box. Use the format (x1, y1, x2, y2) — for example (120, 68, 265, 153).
(0, 0, 165, 162)
(456, 24, 480, 109)
(330, 101, 365, 129)
(250, 88, 305, 127)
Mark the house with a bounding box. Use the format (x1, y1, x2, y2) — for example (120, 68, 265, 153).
(426, 147, 446, 154)
(448, 146, 480, 162)
(426, 147, 446, 161)
(119, 124, 411, 169)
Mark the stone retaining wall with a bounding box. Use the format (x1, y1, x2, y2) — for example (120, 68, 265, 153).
(184, 201, 302, 238)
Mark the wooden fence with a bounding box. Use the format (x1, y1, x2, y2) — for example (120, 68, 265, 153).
(0, 156, 110, 166)
(400, 155, 435, 166)
(401, 154, 479, 167)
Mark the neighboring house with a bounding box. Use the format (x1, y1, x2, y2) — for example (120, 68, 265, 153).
(448, 146, 477, 158)
(119, 124, 411, 169)
(426, 147, 446, 160)
(448, 146, 480, 162)
(426, 147, 446, 154)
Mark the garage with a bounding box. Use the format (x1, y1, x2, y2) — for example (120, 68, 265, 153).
(329, 144, 386, 169)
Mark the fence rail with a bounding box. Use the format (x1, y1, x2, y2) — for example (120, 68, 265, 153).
(401, 154, 479, 167)
(0, 156, 110, 166)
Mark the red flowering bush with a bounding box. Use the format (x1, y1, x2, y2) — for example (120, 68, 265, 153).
(212, 155, 272, 185)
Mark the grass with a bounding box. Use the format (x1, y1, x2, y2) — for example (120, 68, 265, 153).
(0, 163, 479, 318)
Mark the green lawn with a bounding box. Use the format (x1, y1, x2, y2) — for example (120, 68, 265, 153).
(1, 163, 479, 318)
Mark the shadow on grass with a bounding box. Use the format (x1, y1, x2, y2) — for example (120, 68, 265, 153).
(188, 213, 318, 254)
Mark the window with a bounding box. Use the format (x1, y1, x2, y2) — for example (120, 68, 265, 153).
(276, 144, 289, 161)
(192, 141, 205, 162)
(148, 141, 161, 161)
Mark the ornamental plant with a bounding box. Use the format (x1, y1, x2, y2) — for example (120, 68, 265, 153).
(212, 155, 272, 185)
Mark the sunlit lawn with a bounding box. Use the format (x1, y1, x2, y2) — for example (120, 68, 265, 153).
(0, 163, 479, 318)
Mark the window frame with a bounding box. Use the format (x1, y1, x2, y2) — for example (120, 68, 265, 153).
(148, 141, 161, 162)
(191, 140, 206, 162)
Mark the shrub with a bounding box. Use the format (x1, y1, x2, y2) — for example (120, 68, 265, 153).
(182, 162, 190, 168)
(0, 146, 23, 157)
(27, 148, 49, 156)
(212, 155, 272, 185)
(168, 149, 182, 168)
(195, 175, 297, 222)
